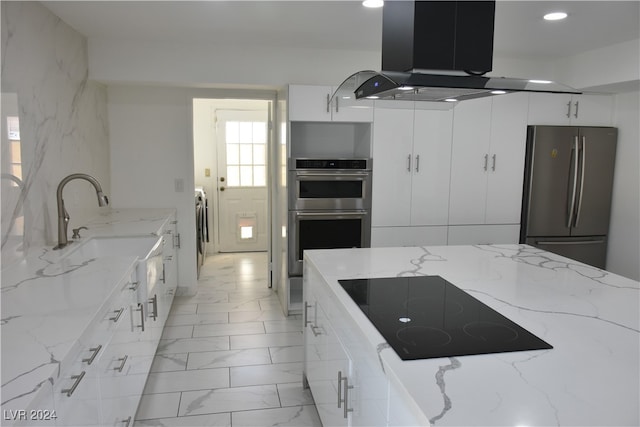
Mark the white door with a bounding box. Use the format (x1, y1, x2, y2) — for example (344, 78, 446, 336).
(371, 107, 414, 227)
(216, 109, 269, 252)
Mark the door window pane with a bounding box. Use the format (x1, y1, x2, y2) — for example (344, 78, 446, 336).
(224, 120, 268, 187)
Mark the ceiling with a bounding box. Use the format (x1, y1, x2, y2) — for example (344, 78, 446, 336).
(42, 1, 639, 60)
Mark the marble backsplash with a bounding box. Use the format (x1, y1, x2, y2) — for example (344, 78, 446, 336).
(1, 2, 110, 266)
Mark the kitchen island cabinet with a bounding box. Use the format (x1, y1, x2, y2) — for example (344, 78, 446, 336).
(303, 245, 639, 426)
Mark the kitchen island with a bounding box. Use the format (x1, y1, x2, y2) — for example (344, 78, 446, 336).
(302, 245, 639, 426)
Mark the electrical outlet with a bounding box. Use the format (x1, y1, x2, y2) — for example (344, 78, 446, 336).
(205, 168, 211, 177)
(174, 178, 184, 192)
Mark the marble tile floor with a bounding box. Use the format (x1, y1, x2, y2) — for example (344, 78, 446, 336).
(134, 252, 322, 427)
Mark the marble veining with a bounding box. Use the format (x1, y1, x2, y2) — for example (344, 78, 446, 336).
(1, 2, 110, 266)
(304, 245, 640, 426)
(1, 208, 176, 419)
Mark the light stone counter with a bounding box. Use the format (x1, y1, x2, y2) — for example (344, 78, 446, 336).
(1, 208, 176, 418)
(304, 245, 640, 426)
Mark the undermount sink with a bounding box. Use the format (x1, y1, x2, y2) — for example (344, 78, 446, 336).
(64, 235, 164, 306)
(65, 235, 163, 260)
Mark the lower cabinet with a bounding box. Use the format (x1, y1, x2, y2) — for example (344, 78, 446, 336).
(48, 226, 177, 426)
(303, 263, 419, 426)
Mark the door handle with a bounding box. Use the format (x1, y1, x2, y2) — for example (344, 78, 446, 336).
(407, 154, 411, 172)
(219, 186, 225, 192)
(415, 154, 420, 173)
(491, 154, 496, 171)
(483, 154, 489, 171)
(567, 136, 579, 228)
(574, 136, 586, 227)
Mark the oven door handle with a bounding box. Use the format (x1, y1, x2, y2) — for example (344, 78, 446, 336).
(294, 172, 370, 179)
(294, 211, 368, 218)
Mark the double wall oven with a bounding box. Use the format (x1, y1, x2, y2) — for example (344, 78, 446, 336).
(288, 158, 372, 276)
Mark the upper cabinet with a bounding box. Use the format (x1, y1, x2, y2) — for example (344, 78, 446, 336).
(288, 85, 373, 122)
(449, 93, 529, 226)
(528, 93, 613, 126)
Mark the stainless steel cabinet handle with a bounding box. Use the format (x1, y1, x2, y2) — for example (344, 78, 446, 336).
(110, 308, 125, 323)
(483, 154, 489, 171)
(304, 302, 312, 327)
(161, 263, 166, 284)
(335, 96, 339, 113)
(173, 233, 181, 248)
(128, 281, 139, 291)
(491, 154, 496, 171)
(407, 154, 412, 172)
(574, 101, 579, 119)
(61, 371, 86, 397)
(311, 325, 322, 336)
(164, 255, 173, 261)
(566, 101, 572, 118)
(149, 294, 158, 321)
(567, 136, 579, 228)
(82, 345, 102, 365)
(114, 355, 128, 373)
(136, 303, 145, 332)
(415, 154, 420, 173)
(338, 371, 353, 418)
(122, 416, 132, 427)
(326, 94, 330, 113)
(337, 371, 343, 408)
(575, 136, 586, 227)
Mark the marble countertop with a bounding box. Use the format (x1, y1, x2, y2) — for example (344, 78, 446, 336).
(1, 208, 175, 414)
(304, 245, 640, 426)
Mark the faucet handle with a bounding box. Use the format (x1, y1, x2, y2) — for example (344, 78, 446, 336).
(72, 226, 88, 239)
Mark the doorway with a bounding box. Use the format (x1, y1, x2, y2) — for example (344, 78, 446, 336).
(215, 109, 269, 252)
(193, 97, 275, 283)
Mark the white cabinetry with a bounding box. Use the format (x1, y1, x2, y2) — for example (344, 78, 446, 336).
(528, 93, 613, 126)
(303, 260, 426, 426)
(53, 268, 141, 426)
(448, 93, 529, 243)
(371, 102, 452, 247)
(289, 85, 373, 122)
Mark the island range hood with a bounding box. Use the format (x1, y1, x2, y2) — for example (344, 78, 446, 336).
(334, 1, 579, 103)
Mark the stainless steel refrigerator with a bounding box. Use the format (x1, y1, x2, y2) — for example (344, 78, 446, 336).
(520, 126, 617, 269)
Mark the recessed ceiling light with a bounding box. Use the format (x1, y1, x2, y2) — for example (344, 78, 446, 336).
(366, 95, 380, 99)
(363, 0, 384, 8)
(444, 98, 458, 102)
(491, 90, 507, 95)
(544, 12, 568, 21)
(399, 86, 414, 91)
(529, 79, 552, 84)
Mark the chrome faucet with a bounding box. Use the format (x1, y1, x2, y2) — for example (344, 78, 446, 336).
(54, 173, 109, 249)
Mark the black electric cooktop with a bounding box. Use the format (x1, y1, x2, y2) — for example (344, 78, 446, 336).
(338, 276, 552, 361)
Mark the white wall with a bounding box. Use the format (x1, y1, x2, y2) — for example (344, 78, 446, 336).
(1, 2, 109, 266)
(556, 39, 640, 92)
(89, 38, 380, 88)
(108, 86, 197, 294)
(608, 91, 640, 281)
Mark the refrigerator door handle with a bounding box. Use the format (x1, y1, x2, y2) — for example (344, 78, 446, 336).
(567, 136, 579, 228)
(574, 136, 587, 227)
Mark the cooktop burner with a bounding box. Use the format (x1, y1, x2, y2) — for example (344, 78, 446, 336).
(338, 276, 552, 360)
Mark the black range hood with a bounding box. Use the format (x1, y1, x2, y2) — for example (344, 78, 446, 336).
(334, 1, 579, 103)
